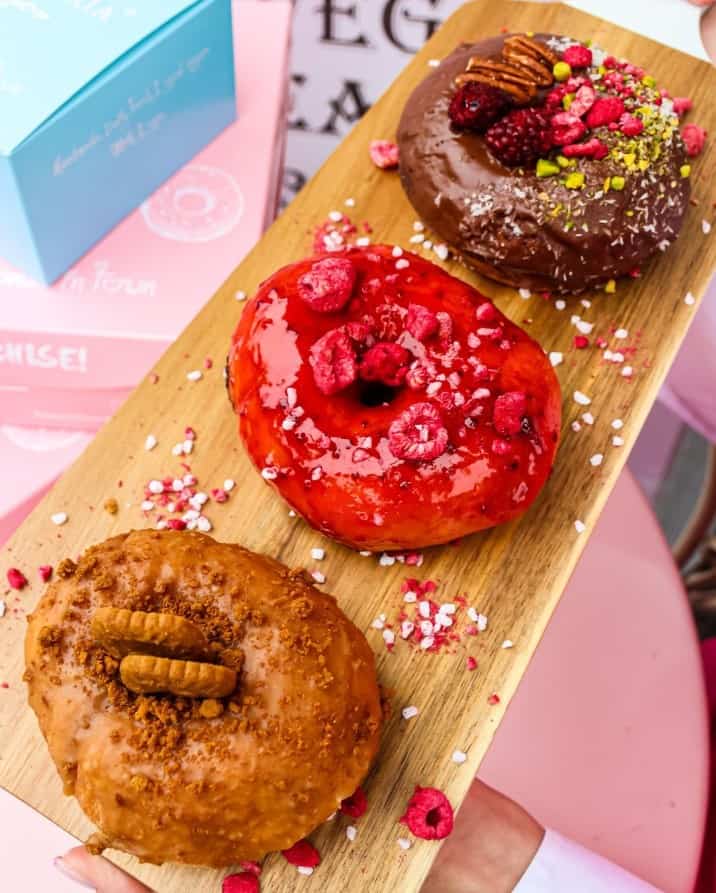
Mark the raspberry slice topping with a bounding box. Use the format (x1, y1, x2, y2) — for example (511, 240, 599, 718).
(619, 113, 644, 137)
(569, 85, 596, 118)
(7, 568, 28, 590)
(400, 786, 455, 840)
(281, 839, 321, 868)
(561, 138, 609, 159)
(550, 112, 587, 147)
(585, 97, 625, 128)
(682, 124, 707, 158)
(448, 82, 510, 133)
(309, 328, 358, 396)
(493, 391, 528, 436)
(340, 785, 368, 818)
(388, 403, 449, 462)
(222, 872, 260, 893)
(406, 303, 439, 341)
(563, 44, 593, 69)
(673, 97, 693, 117)
(360, 342, 410, 387)
(298, 258, 357, 313)
(369, 140, 400, 169)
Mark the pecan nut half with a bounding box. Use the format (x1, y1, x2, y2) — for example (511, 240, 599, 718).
(458, 59, 537, 104)
(503, 35, 560, 68)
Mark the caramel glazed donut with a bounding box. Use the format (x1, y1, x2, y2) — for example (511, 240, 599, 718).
(25, 530, 382, 867)
(398, 33, 691, 293)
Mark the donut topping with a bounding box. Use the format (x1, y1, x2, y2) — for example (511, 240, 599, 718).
(298, 257, 357, 313)
(388, 403, 449, 462)
(359, 342, 410, 388)
(448, 82, 510, 132)
(309, 328, 358, 395)
(485, 108, 554, 167)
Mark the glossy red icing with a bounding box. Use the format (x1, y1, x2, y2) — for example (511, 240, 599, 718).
(228, 246, 561, 551)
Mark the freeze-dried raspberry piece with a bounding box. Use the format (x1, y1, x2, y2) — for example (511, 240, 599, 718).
(405, 358, 438, 391)
(38, 565, 53, 583)
(7, 568, 28, 590)
(550, 112, 587, 147)
(309, 329, 358, 396)
(369, 140, 400, 169)
(448, 82, 510, 132)
(545, 84, 570, 109)
(673, 97, 693, 117)
(406, 304, 439, 341)
(619, 113, 644, 137)
(586, 97, 625, 128)
(400, 786, 454, 840)
(569, 85, 596, 118)
(223, 872, 260, 893)
(298, 258, 357, 313)
(682, 124, 707, 157)
(562, 138, 608, 159)
(493, 391, 528, 436)
(563, 44, 593, 68)
(345, 320, 373, 346)
(340, 785, 368, 818)
(281, 839, 321, 868)
(388, 403, 449, 462)
(359, 342, 410, 387)
(375, 303, 405, 341)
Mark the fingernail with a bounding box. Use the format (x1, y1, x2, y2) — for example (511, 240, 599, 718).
(53, 857, 96, 890)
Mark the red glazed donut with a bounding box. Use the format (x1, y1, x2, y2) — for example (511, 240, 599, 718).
(228, 246, 561, 551)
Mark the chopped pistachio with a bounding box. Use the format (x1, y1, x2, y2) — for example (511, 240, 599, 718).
(680, 164, 692, 178)
(537, 158, 561, 177)
(565, 172, 586, 189)
(605, 280, 617, 294)
(611, 176, 626, 191)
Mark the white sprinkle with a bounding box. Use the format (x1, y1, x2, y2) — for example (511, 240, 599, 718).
(261, 467, 278, 480)
(183, 439, 194, 455)
(575, 520, 586, 534)
(371, 615, 386, 630)
(235, 290, 247, 302)
(555, 299, 566, 311)
(573, 391, 591, 406)
(612, 436, 625, 447)
(187, 370, 203, 382)
(197, 516, 212, 533)
(359, 550, 371, 557)
(392, 245, 404, 257)
(288, 510, 297, 518)
(396, 259, 410, 270)
(452, 750, 468, 764)
(576, 320, 594, 335)
(183, 510, 200, 521)
(423, 239, 433, 249)
(549, 351, 564, 367)
(0, 599, 7, 618)
(404, 590, 417, 603)
(580, 299, 592, 308)
(223, 479, 235, 492)
(420, 636, 435, 650)
(590, 453, 604, 467)
(148, 479, 164, 494)
(172, 443, 184, 457)
(612, 419, 624, 430)
(434, 243, 449, 261)
(329, 210, 343, 222)
(418, 601, 431, 618)
(614, 328, 628, 339)
(346, 826, 358, 842)
(172, 478, 184, 492)
(190, 492, 208, 508)
(703, 220, 712, 235)
(685, 292, 696, 306)
(141, 500, 154, 512)
(311, 571, 326, 584)
(571, 421, 582, 432)
(581, 412, 595, 425)
(402, 705, 419, 720)
(519, 288, 532, 299)
(401, 620, 415, 638)
(383, 629, 396, 646)
(398, 837, 412, 850)
(379, 553, 396, 567)
(428, 58, 441, 67)
(156, 520, 168, 530)
(501, 639, 514, 649)
(51, 512, 68, 526)
(413, 221, 425, 232)
(440, 603, 456, 615)
(144, 434, 157, 451)
(621, 366, 633, 378)
(297, 867, 314, 876)
(419, 620, 434, 637)
(409, 233, 425, 244)
(356, 236, 371, 247)
(345, 197, 356, 207)
(311, 548, 325, 561)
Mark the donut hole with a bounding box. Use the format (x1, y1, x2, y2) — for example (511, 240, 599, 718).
(358, 381, 399, 407)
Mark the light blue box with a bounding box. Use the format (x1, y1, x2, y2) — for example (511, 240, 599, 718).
(0, 0, 236, 284)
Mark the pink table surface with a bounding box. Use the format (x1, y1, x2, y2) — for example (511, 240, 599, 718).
(0, 470, 708, 891)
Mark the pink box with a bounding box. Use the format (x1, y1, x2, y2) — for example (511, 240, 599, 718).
(0, 0, 291, 425)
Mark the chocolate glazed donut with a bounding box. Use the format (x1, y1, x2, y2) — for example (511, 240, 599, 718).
(398, 34, 691, 294)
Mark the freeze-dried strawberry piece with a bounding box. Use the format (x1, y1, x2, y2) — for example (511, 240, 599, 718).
(493, 391, 528, 436)
(406, 304, 439, 341)
(310, 328, 358, 396)
(298, 257, 357, 313)
(586, 97, 625, 128)
(369, 140, 400, 170)
(223, 872, 260, 893)
(38, 565, 53, 583)
(281, 839, 321, 868)
(340, 785, 368, 818)
(359, 342, 410, 387)
(563, 44, 592, 68)
(375, 303, 405, 341)
(388, 403, 449, 462)
(562, 138, 608, 159)
(682, 124, 707, 157)
(569, 85, 596, 118)
(400, 786, 454, 840)
(619, 113, 644, 137)
(7, 568, 28, 590)
(550, 112, 587, 147)
(673, 97, 693, 116)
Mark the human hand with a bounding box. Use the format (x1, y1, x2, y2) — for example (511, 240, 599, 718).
(54, 847, 153, 893)
(422, 779, 544, 893)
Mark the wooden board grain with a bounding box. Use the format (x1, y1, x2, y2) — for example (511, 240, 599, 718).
(1, 3, 715, 891)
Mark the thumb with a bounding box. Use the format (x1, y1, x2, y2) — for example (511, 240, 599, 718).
(55, 847, 154, 893)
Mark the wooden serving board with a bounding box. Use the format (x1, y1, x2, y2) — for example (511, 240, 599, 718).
(1, 3, 715, 891)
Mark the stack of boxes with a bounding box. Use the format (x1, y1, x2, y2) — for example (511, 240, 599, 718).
(0, 0, 293, 542)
